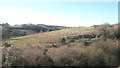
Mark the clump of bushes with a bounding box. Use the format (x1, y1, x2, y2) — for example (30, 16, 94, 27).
(59, 38, 66, 45)
(80, 39, 91, 46)
(47, 39, 119, 66)
(11, 57, 28, 66)
(95, 23, 120, 39)
(95, 24, 111, 39)
(109, 25, 120, 39)
(46, 46, 86, 66)
(54, 57, 73, 66)
(2, 42, 11, 47)
(35, 56, 54, 66)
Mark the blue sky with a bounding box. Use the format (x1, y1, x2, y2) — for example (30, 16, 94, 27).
(0, 1, 118, 27)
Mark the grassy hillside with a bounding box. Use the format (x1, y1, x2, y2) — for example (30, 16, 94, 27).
(7, 26, 94, 45)
(1, 24, 120, 66)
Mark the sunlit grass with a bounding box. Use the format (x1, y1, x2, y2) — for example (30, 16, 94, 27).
(57, 26, 93, 31)
(6, 36, 25, 43)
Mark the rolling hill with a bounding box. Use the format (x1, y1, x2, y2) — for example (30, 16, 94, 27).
(1, 24, 120, 66)
(1, 23, 68, 39)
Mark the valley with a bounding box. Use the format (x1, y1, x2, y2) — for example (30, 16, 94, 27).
(1, 23, 120, 66)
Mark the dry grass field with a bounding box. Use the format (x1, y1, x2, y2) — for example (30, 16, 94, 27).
(8, 27, 94, 47)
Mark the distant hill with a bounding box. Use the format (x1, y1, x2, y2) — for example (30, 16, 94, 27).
(1, 23, 68, 39)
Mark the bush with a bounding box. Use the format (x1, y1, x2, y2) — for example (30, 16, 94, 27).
(95, 24, 111, 39)
(59, 38, 66, 45)
(88, 39, 119, 66)
(80, 39, 91, 46)
(12, 57, 28, 66)
(55, 57, 73, 66)
(95, 24, 120, 39)
(2, 42, 11, 47)
(47, 46, 89, 66)
(35, 56, 54, 66)
(109, 25, 120, 39)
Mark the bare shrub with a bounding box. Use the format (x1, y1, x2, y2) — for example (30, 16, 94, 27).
(59, 38, 66, 45)
(11, 57, 28, 66)
(95, 24, 111, 39)
(47, 46, 89, 66)
(35, 55, 54, 66)
(87, 39, 119, 66)
(95, 24, 120, 39)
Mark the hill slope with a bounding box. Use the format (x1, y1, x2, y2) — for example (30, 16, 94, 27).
(1, 24, 68, 39)
(2, 24, 119, 66)
(9, 27, 94, 45)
